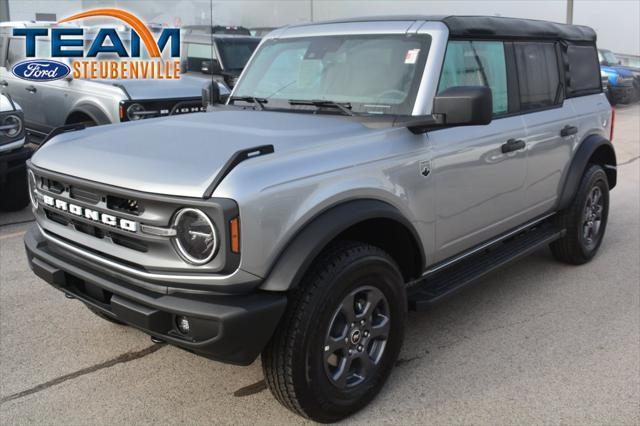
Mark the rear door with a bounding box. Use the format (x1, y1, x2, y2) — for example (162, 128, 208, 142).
(430, 40, 529, 262)
(515, 42, 576, 217)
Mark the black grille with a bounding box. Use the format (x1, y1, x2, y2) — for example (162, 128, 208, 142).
(45, 209, 69, 226)
(70, 186, 101, 204)
(42, 178, 64, 194)
(73, 220, 105, 239)
(107, 195, 141, 215)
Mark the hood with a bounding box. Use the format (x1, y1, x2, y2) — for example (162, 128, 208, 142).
(31, 110, 371, 198)
(98, 75, 207, 100)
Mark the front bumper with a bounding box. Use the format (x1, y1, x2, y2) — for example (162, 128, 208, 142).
(25, 226, 287, 365)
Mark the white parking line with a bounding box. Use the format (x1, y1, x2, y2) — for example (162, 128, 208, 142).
(0, 231, 26, 240)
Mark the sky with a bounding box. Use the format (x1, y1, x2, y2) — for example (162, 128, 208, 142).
(5, 0, 640, 55)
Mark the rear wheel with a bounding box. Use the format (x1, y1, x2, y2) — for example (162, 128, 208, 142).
(262, 242, 406, 423)
(551, 164, 609, 264)
(0, 167, 29, 212)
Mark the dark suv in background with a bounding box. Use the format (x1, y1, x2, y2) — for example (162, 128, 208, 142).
(181, 34, 260, 93)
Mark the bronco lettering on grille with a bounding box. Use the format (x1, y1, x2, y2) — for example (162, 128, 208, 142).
(42, 194, 138, 232)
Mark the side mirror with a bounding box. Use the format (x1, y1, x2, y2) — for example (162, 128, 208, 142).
(202, 81, 221, 107)
(433, 86, 492, 126)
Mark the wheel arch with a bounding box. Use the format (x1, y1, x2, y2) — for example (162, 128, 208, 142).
(558, 134, 616, 211)
(64, 103, 111, 126)
(259, 199, 425, 292)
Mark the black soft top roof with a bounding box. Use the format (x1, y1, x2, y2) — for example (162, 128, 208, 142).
(302, 15, 596, 43)
(442, 16, 595, 42)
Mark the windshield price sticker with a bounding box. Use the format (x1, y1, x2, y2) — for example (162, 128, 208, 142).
(405, 49, 420, 64)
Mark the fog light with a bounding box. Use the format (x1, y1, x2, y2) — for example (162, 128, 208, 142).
(176, 316, 190, 334)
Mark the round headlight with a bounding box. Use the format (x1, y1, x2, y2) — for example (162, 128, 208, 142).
(173, 208, 217, 265)
(27, 169, 38, 209)
(1, 114, 23, 138)
(126, 103, 145, 121)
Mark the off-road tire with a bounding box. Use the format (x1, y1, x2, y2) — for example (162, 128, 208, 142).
(0, 167, 29, 212)
(87, 305, 127, 325)
(262, 242, 406, 423)
(551, 164, 609, 264)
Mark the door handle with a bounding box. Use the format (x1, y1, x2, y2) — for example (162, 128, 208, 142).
(560, 125, 578, 137)
(0, 80, 8, 87)
(25, 85, 37, 93)
(501, 138, 526, 154)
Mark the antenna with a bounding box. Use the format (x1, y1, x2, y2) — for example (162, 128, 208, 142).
(209, 0, 215, 105)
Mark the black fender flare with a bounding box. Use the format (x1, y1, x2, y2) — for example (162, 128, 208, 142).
(259, 199, 425, 292)
(65, 104, 111, 126)
(558, 134, 616, 210)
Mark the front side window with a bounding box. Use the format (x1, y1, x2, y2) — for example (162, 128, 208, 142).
(514, 42, 561, 111)
(438, 41, 508, 115)
(6, 38, 25, 67)
(233, 34, 431, 115)
(184, 42, 218, 72)
(0, 36, 7, 67)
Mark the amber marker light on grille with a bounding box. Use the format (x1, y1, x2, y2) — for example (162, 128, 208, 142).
(119, 104, 125, 121)
(230, 218, 240, 253)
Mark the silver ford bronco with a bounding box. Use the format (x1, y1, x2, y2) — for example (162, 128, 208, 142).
(24, 16, 616, 422)
(0, 22, 208, 143)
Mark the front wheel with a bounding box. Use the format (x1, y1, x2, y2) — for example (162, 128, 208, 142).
(262, 242, 406, 423)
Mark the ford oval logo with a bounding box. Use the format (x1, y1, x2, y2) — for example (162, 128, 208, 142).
(11, 59, 71, 82)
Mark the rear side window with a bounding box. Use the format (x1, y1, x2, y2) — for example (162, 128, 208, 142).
(438, 41, 508, 115)
(566, 45, 601, 96)
(6, 38, 25, 67)
(0, 37, 7, 67)
(514, 42, 561, 111)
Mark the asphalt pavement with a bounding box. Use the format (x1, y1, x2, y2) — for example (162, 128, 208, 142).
(1, 104, 638, 425)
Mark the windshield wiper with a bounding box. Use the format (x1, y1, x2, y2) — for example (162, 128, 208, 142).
(288, 99, 354, 116)
(229, 96, 267, 110)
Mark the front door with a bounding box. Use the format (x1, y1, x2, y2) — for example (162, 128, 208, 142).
(430, 40, 529, 262)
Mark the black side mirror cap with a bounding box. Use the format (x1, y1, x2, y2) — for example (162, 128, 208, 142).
(433, 86, 493, 126)
(202, 81, 221, 107)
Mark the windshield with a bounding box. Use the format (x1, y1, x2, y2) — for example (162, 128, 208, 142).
(217, 39, 260, 71)
(233, 34, 431, 115)
(601, 50, 620, 65)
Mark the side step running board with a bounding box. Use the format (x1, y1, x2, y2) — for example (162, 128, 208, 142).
(408, 222, 565, 311)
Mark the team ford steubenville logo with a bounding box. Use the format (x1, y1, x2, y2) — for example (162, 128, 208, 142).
(12, 59, 71, 82)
